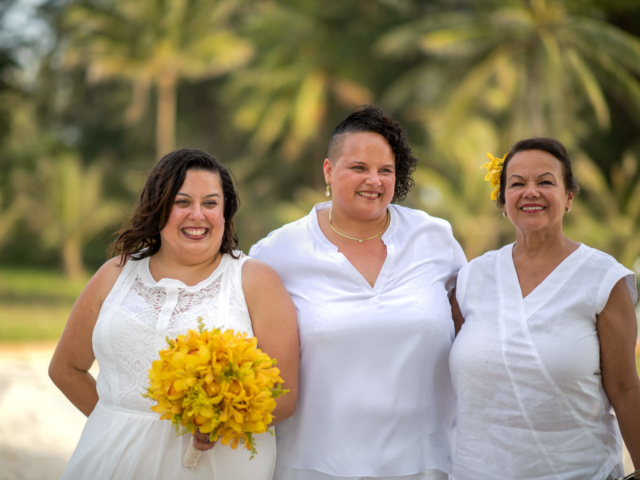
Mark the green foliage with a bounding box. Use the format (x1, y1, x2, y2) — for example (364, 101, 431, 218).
(1, 0, 640, 276)
(23, 151, 125, 278)
(378, 0, 640, 145)
(0, 267, 88, 303)
(0, 267, 84, 342)
(63, 0, 254, 157)
(0, 303, 72, 342)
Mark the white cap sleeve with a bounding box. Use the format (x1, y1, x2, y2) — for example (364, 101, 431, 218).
(248, 243, 260, 259)
(456, 263, 471, 312)
(595, 263, 637, 315)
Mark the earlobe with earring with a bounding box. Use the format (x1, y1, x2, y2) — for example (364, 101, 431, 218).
(566, 206, 571, 212)
(326, 184, 331, 197)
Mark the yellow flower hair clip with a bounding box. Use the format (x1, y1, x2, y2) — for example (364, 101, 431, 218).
(480, 152, 507, 200)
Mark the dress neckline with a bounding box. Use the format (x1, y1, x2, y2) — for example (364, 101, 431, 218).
(503, 242, 593, 319)
(309, 201, 397, 293)
(310, 201, 398, 251)
(139, 253, 230, 290)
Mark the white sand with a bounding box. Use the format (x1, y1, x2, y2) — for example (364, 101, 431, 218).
(0, 344, 97, 480)
(0, 343, 635, 479)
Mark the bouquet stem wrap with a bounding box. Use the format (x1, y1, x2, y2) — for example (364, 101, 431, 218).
(183, 437, 201, 468)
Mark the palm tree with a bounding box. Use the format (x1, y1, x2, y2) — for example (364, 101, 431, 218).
(377, 0, 640, 147)
(565, 148, 640, 268)
(29, 152, 124, 279)
(403, 115, 516, 259)
(226, 1, 378, 169)
(63, 0, 254, 158)
(374, 0, 640, 260)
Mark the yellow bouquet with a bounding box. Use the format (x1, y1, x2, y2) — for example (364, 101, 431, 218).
(144, 318, 287, 467)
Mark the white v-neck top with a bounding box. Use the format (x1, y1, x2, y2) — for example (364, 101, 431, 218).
(249, 201, 466, 478)
(450, 243, 637, 480)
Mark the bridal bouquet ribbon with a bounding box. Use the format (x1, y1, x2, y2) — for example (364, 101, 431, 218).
(144, 318, 287, 467)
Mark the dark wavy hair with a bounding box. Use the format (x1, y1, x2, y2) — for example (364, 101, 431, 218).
(496, 137, 579, 208)
(327, 105, 418, 202)
(109, 149, 240, 265)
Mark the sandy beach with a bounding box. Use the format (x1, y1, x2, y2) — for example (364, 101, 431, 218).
(0, 343, 635, 480)
(0, 343, 97, 480)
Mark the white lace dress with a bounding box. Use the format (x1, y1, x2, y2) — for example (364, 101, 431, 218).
(61, 253, 276, 480)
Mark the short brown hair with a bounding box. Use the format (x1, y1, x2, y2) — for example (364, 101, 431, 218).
(497, 137, 579, 208)
(109, 149, 240, 265)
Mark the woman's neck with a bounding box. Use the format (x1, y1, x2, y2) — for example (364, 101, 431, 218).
(513, 227, 576, 260)
(150, 248, 223, 286)
(327, 203, 389, 239)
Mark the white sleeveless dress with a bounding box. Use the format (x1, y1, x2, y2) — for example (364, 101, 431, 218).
(61, 253, 276, 480)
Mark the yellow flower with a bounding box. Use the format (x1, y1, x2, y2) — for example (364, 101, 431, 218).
(480, 152, 507, 200)
(144, 317, 288, 459)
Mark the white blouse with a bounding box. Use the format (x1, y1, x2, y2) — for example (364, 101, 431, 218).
(249, 201, 466, 478)
(450, 243, 637, 480)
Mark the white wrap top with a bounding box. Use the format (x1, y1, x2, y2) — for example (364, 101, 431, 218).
(450, 243, 637, 480)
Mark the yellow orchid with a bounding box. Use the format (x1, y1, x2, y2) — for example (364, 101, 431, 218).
(144, 317, 288, 460)
(480, 152, 507, 200)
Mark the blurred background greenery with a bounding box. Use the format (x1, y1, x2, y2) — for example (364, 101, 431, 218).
(0, 0, 639, 363)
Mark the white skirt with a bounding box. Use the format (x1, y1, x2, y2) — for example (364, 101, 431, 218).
(61, 401, 276, 480)
(273, 465, 448, 480)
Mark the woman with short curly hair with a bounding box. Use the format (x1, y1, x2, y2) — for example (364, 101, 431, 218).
(250, 105, 466, 480)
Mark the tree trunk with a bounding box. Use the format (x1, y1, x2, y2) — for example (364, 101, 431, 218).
(156, 72, 178, 160)
(63, 237, 84, 280)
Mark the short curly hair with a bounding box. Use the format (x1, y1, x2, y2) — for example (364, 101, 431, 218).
(327, 105, 417, 202)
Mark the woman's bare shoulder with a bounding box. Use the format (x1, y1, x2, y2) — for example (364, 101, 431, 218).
(241, 258, 281, 286)
(85, 256, 129, 305)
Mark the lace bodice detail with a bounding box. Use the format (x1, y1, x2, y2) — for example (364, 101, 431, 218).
(92, 253, 253, 412)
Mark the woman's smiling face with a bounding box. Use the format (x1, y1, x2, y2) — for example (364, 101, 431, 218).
(504, 149, 574, 234)
(159, 169, 225, 261)
(324, 131, 396, 221)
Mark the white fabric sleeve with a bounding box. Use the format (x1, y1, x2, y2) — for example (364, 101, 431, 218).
(595, 263, 637, 315)
(248, 242, 261, 259)
(455, 263, 471, 313)
(445, 232, 468, 297)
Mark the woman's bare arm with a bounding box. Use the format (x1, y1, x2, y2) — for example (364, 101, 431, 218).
(49, 257, 123, 416)
(598, 278, 640, 469)
(242, 258, 299, 426)
(450, 288, 465, 336)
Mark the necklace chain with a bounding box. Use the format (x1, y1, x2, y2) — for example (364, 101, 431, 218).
(329, 207, 390, 243)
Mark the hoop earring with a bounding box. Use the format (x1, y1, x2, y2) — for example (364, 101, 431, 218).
(326, 185, 331, 197)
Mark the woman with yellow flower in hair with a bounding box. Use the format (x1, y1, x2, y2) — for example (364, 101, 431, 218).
(49, 149, 299, 480)
(449, 138, 640, 479)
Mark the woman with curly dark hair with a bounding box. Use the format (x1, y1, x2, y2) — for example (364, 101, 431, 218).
(250, 106, 467, 480)
(50, 149, 299, 479)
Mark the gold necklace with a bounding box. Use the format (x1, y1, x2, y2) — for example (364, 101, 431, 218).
(329, 207, 390, 243)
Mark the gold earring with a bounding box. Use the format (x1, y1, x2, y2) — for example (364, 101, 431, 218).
(326, 185, 331, 197)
